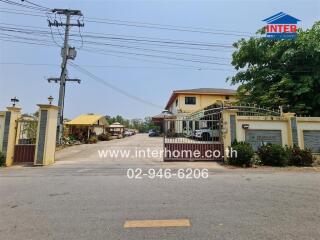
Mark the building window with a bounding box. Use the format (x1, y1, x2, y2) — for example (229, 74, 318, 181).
(225, 96, 230, 100)
(175, 99, 178, 107)
(182, 121, 186, 129)
(185, 96, 196, 105)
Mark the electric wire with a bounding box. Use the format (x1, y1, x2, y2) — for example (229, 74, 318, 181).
(0, 7, 254, 37)
(70, 62, 164, 109)
(0, 0, 49, 12)
(20, 0, 50, 11)
(0, 27, 233, 63)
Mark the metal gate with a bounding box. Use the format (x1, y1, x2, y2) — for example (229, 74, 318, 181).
(163, 109, 223, 161)
(162, 103, 283, 161)
(13, 116, 38, 164)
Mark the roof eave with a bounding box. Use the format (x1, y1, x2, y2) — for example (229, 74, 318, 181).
(165, 92, 177, 110)
(165, 91, 237, 109)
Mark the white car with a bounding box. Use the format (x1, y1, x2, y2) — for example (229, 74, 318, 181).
(124, 130, 133, 137)
(193, 128, 220, 140)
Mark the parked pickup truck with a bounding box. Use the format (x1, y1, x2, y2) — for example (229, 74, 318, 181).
(193, 128, 220, 141)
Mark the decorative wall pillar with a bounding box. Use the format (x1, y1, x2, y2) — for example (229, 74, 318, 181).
(34, 104, 59, 166)
(0, 111, 5, 152)
(221, 109, 238, 161)
(2, 107, 21, 166)
(283, 112, 297, 147)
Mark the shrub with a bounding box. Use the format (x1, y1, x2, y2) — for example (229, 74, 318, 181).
(68, 135, 77, 141)
(258, 144, 289, 166)
(251, 155, 263, 166)
(0, 151, 5, 167)
(287, 146, 314, 166)
(88, 136, 97, 144)
(228, 141, 254, 167)
(98, 133, 111, 141)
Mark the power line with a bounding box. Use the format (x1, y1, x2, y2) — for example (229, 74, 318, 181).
(0, 28, 233, 63)
(20, 0, 51, 11)
(0, 7, 254, 37)
(0, 21, 237, 49)
(0, 5, 253, 36)
(80, 47, 223, 70)
(0, 29, 234, 69)
(79, 46, 230, 66)
(0, 6, 43, 13)
(0, 36, 204, 69)
(85, 18, 252, 37)
(0, 35, 54, 46)
(0, 24, 235, 55)
(0, 0, 48, 11)
(80, 34, 233, 48)
(0, 23, 235, 49)
(0, 62, 233, 71)
(70, 62, 163, 109)
(0, 32, 233, 68)
(0, 24, 235, 52)
(0, 26, 234, 60)
(0, 36, 312, 73)
(85, 16, 253, 35)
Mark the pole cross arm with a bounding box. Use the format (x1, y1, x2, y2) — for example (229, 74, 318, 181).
(52, 9, 83, 16)
(48, 20, 84, 28)
(47, 78, 81, 84)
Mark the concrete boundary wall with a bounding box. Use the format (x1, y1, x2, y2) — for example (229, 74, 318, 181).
(296, 117, 320, 153)
(0, 104, 59, 167)
(222, 110, 320, 155)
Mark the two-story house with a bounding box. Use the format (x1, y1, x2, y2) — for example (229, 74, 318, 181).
(165, 88, 237, 115)
(152, 88, 237, 132)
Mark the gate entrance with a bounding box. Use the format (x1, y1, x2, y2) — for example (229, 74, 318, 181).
(163, 109, 223, 161)
(13, 116, 38, 164)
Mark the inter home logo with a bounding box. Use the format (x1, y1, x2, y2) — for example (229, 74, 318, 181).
(263, 12, 300, 40)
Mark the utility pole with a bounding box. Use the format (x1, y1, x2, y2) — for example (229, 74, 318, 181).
(47, 9, 84, 144)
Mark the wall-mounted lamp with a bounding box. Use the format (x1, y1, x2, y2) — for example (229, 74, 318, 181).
(242, 124, 250, 129)
(48, 95, 54, 105)
(10, 97, 19, 107)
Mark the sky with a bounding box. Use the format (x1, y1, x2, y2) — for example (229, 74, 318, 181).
(0, 0, 319, 119)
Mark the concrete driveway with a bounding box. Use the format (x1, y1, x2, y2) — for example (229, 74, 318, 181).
(55, 133, 225, 170)
(1, 134, 320, 240)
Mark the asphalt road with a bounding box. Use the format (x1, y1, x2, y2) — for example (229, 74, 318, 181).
(0, 134, 319, 240)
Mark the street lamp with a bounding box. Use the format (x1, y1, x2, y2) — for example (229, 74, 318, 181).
(48, 96, 54, 105)
(10, 97, 19, 107)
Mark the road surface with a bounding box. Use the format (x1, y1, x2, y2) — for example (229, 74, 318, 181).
(0, 134, 319, 240)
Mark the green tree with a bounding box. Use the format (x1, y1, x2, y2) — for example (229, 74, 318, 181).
(228, 21, 320, 116)
(106, 115, 158, 133)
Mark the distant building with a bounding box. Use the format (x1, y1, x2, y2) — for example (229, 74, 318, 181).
(66, 114, 108, 141)
(107, 122, 124, 136)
